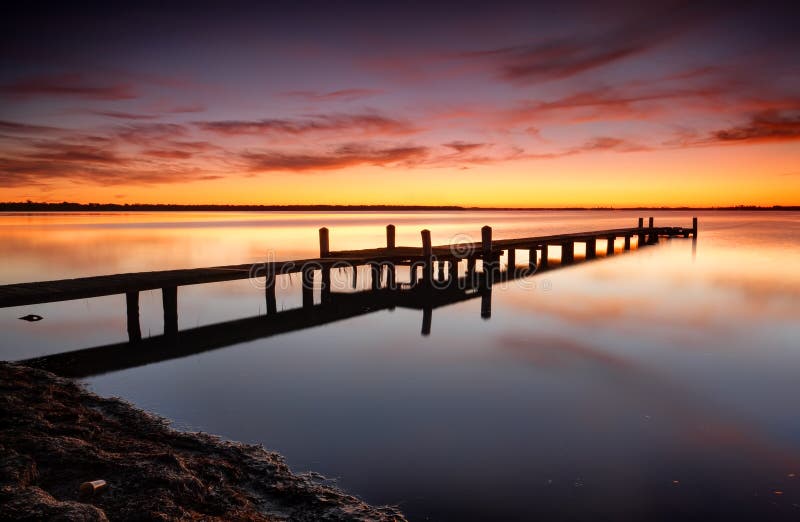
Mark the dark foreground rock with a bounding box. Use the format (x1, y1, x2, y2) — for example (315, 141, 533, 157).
(0, 362, 405, 521)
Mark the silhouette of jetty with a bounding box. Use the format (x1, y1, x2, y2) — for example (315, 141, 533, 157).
(4, 218, 697, 378)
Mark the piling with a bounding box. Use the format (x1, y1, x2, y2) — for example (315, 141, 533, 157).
(125, 291, 141, 343)
(162, 286, 178, 339)
(585, 239, 596, 259)
(265, 270, 277, 314)
(562, 242, 574, 263)
(302, 265, 314, 308)
(319, 227, 330, 258)
(386, 224, 396, 249)
(421, 229, 433, 285)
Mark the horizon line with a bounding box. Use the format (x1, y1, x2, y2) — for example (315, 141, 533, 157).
(1, 202, 799, 212)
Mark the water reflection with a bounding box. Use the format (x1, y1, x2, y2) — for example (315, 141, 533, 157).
(3, 211, 800, 521)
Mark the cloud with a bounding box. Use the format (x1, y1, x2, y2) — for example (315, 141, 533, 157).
(242, 143, 429, 172)
(460, 3, 725, 84)
(709, 109, 800, 143)
(504, 84, 723, 126)
(0, 156, 222, 187)
(664, 108, 800, 148)
(88, 110, 160, 120)
(570, 136, 650, 153)
(196, 112, 418, 137)
(0, 120, 62, 134)
(113, 123, 190, 146)
(443, 141, 486, 153)
(0, 73, 136, 100)
(22, 142, 121, 164)
(282, 88, 384, 102)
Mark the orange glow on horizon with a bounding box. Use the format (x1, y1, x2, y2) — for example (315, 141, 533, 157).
(4, 141, 798, 207)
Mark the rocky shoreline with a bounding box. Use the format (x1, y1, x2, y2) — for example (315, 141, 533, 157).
(0, 362, 406, 521)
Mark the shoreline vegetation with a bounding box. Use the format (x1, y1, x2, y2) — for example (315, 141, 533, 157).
(0, 362, 406, 521)
(0, 202, 799, 212)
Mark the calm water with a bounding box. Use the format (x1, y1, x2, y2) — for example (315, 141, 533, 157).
(2, 210, 799, 520)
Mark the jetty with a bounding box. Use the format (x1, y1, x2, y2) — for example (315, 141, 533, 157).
(3, 217, 696, 376)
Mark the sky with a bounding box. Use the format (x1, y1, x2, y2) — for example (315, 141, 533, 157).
(1, 0, 799, 207)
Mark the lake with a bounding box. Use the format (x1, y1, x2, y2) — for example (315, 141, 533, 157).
(2, 210, 799, 520)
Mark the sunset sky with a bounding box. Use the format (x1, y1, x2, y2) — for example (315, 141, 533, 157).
(1, 1, 799, 207)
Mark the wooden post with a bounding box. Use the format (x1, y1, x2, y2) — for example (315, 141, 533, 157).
(648, 217, 655, 244)
(410, 263, 418, 285)
(386, 262, 396, 290)
(265, 271, 277, 314)
(585, 239, 596, 259)
(648, 216, 654, 228)
(437, 260, 445, 281)
(386, 224, 395, 249)
(638, 217, 645, 247)
(481, 226, 492, 259)
(692, 216, 698, 238)
(351, 264, 358, 289)
(528, 248, 537, 268)
(421, 229, 433, 285)
(421, 306, 432, 336)
(448, 259, 458, 283)
(607, 236, 615, 255)
(162, 286, 178, 339)
(481, 286, 492, 320)
(125, 291, 141, 343)
(624, 235, 631, 251)
(319, 227, 330, 258)
(321, 266, 332, 303)
(541, 244, 549, 267)
(481, 225, 494, 276)
(562, 242, 574, 263)
(371, 263, 381, 290)
(507, 249, 516, 272)
(302, 265, 314, 308)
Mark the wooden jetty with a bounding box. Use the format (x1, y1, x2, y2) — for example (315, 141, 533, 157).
(1, 216, 697, 354)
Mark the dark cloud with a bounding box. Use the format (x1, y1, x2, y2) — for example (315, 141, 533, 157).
(0, 156, 222, 187)
(461, 3, 726, 84)
(0, 73, 136, 100)
(22, 142, 121, 164)
(282, 89, 384, 102)
(88, 110, 160, 120)
(710, 109, 800, 143)
(113, 123, 190, 146)
(0, 120, 62, 134)
(196, 113, 418, 137)
(443, 141, 485, 153)
(242, 144, 429, 172)
(571, 137, 650, 153)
